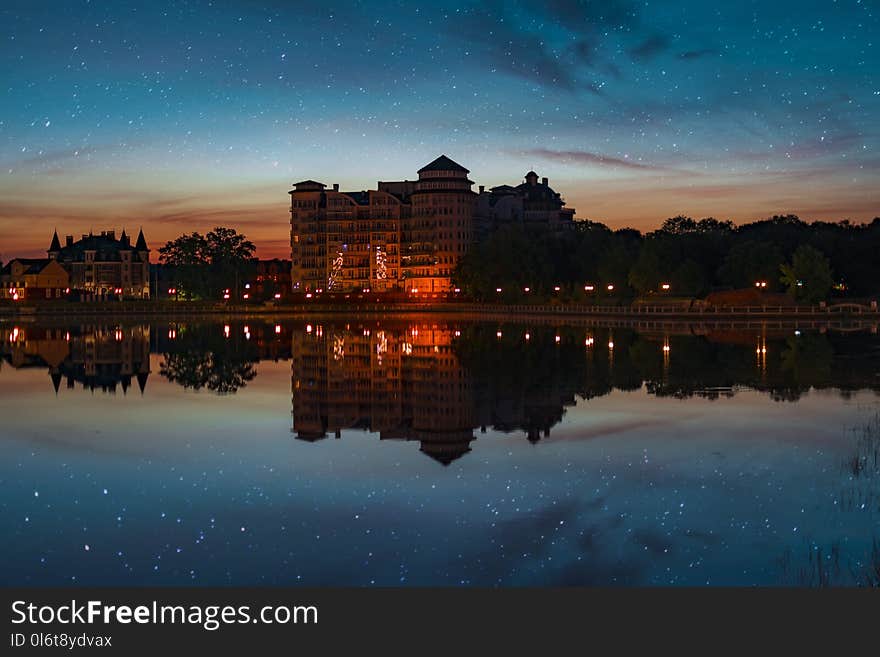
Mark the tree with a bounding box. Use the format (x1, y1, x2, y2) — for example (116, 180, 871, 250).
(718, 240, 783, 290)
(158, 227, 256, 300)
(780, 244, 833, 303)
(159, 323, 258, 393)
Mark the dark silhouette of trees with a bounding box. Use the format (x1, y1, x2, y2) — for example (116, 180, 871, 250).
(158, 227, 256, 300)
(454, 214, 880, 303)
(159, 324, 258, 394)
(780, 245, 833, 303)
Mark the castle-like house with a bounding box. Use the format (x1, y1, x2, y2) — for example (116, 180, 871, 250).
(289, 156, 574, 296)
(48, 228, 151, 298)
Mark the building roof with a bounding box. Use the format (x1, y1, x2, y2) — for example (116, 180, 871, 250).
(417, 155, 469, 174)
(49, 230, 61, 252)
(51, 230, 147, 262)
(515, 180, 563, 205)
(1, 258, 55, 276)
(135, 228, 148, 250)
(340, 191, 370, 205)
(290, 180, 327, 191)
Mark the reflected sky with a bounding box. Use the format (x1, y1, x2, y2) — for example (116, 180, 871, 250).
(1, 318, 879, 586)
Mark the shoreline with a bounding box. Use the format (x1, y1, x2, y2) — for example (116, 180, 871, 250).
(1, 300, 878, 322)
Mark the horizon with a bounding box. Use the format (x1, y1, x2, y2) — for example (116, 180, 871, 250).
(2, 1, 878, 260)
(4, 203, 880, 264)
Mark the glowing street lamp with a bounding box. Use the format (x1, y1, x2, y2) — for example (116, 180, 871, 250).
(524, 287, 531, 293)
(553, 286, 561, 292)
(584, 284, 594, 292)
(755, 281, 768, 289)
(606, 284, 614, 292)
(661, 283, 671, 291)
(496, 287, 502, 293)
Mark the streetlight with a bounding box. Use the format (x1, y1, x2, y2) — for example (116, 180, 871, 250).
(606, 284, 614, 292)
(661, 283, 670, 291)
(553, 286, 561, 292)
(755, 281, 767, 289)
(584, 284, 594, 292)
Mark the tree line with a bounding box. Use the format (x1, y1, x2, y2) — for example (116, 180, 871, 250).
(454, 215, 880, 303)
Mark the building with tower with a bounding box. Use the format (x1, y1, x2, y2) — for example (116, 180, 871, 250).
(474, 171, 575, 237)
(288, 156, 574, 296)
(47, 228, 151, 298)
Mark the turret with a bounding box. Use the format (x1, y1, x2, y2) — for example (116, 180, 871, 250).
(135, 228, 148, 251)
(48, 229, 61, 258)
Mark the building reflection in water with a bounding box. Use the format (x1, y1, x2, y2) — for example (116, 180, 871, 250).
(293, 322, 476, 464)
(3, 319, 880, 464)
(1, 324, 150, 394)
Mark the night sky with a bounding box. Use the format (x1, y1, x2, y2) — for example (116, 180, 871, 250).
(1, 0, 877, 259)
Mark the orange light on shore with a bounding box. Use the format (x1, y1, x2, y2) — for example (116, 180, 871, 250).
(524, 287, 530, 293)
(755, 281, 768, 288)
(496, 287, 502, 293)
(607, 284, 615, 291)
(553, 286, 561, 292)
(584, 284, 594, 292)
(661, 283, 671, 291)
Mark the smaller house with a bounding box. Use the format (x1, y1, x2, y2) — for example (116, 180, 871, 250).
(1, 258, 70, 300)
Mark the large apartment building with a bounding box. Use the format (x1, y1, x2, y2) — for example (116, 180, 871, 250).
(289, 155, 575, 296)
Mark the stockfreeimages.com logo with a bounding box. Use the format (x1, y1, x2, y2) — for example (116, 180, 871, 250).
(11, 600, 318, 632)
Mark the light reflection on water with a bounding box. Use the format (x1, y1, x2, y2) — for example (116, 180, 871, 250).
(1, 318, 879, 586)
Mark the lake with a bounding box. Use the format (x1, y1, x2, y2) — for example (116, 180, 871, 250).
(2, 316, 879, 586)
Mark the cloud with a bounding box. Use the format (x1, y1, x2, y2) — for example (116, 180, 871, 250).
(516, 147, 678, 172)
(443, 0, 653, 93)
(628, 34, 671, 61)
(678, 48, 718, 60)
(3, 144, 138, 170)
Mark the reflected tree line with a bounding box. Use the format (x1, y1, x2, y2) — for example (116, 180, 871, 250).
(455, 324, 880, 411)
(3, 321, 880, 409)
(158, 323, 263, 394)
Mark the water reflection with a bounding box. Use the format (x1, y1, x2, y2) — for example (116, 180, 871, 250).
(3, 320, 880, 460)
(1, 324, 151, 394)
(291, 320, 880, 461)
(1, 317, 879, 586)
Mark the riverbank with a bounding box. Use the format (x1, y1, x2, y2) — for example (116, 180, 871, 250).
(1, 299, 878, 320)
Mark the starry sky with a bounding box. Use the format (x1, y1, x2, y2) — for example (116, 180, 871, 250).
(1, 0, 878, 259)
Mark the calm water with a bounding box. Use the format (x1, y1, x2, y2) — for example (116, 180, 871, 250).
(1, 317, 879, 586)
